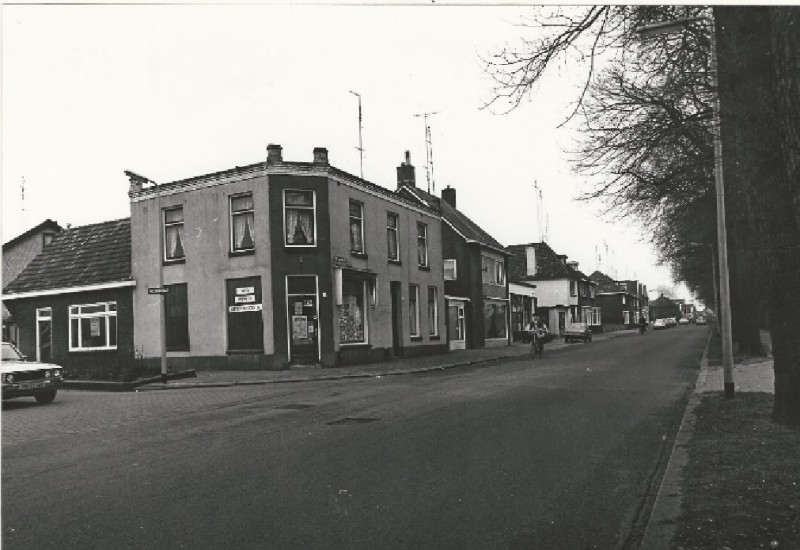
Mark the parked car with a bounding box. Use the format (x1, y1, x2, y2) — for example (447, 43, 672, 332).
(665, 317, 677, 328)
(653, 318, 667, 330)
(696, 316, 707, 325)
(678, 317, 690, 325)
(564, 322, 592, 343)
(2, 342, 63, 404)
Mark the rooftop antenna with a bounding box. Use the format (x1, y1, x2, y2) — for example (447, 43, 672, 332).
(544, 213, 550, 243)
(414, 111, 440, 194)
(20, 176, 25, 213)
(349, 91, 364, 179)
(533, 180, 544, 242)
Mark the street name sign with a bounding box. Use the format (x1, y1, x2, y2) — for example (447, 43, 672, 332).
(148, 287, 170, 295)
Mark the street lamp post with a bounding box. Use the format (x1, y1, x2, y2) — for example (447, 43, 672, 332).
(637, 11, 735, 399)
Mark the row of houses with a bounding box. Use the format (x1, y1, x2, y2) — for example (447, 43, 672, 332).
(2, 145, 650, 377)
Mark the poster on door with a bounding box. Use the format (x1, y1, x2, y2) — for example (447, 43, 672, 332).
(292, 315, 309, 342)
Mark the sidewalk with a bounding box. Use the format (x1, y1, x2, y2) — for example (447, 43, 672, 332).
(135, 328, 639, 391)
(639, 336, 775, 549)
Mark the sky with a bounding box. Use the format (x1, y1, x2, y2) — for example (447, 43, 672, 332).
(1, 2, 690, 300)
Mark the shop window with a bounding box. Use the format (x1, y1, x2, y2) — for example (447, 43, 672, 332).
(409, 284, 420, 336)
(164, 206, 185, 261)
(339, 277, 367, 344)
(427, 286, 439, 337)
(484, 302, 508, 339)
(230, 194, 255, 252)
(165, 283, 189, 351)
(349, 200, 364, 254)
(69, 302, 117, 351)
(417, 223, 428, 267)
(226, 277, 263, 352)
(284, 190, 316, 246)
(387, 212, 399, 262)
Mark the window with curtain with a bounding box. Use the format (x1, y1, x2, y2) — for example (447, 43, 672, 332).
(284, 190, 316, 246)
(409, 285, 420, 336)
(164, 207, 185, 261)
(387, 213, 399, 261)
(349, 200, 364, 253)
(417, 222, 428, 267)
(339, 277, 366, 344)
(427, 286, 438, 336)
(230, 194, 255, 252)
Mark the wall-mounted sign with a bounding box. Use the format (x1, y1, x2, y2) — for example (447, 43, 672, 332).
(90, 317, 102, 337)
(148, 287, 170, 295)
(228, 304, 263, 313)
(334, 256, 349, 268)
(235, 295, 256, 304)
(236, 287, 255, 295)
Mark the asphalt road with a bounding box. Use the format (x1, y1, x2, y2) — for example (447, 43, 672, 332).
(2, 326, 707, 550)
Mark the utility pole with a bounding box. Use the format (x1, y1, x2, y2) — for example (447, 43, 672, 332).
(349, 91, 364, 179)
(414, 111, 440, 194)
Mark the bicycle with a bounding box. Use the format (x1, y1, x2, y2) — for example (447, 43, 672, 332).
(530, 331, 544, 359)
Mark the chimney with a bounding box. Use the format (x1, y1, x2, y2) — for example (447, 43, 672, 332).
(396, 150, 416, 189)
(567, 260, 579, 270)
(124, 170, 149, 195)
(441, 185, 456, 208)
(557, 254, 567, 266)
(267, 144, 283, 165)
(313, 147, 329, 166)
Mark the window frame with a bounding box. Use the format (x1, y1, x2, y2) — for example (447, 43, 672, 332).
(570, 280, 577, 296)
(163, 206, 185, 262)
(283, 189, 317, 248)
(387, 212, 400, 262)
(349, 200, 365, 254)
(339, 276, 368, 345)
(229, 193, 255, 253)
(417, 222, 429, 268)
(68, 301, 118, 352)
(409, 284, 420, 337)
(427, 286, 439, 337)
(443, 259, 457, 280)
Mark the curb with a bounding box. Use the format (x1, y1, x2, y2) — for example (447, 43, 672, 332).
(639, 329, 713, 549)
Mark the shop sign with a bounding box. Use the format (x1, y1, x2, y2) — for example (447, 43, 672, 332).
(235, 295, 256, 304)
(236, 287, 255, 295)
(228, 304, 263, 313)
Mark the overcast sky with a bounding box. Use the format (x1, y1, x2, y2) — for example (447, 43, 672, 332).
(1, 3, 689, 299)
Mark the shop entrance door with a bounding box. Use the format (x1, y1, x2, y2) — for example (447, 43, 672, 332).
(287, 283, 319, 364)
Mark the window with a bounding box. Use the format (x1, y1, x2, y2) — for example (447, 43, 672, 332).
(165, 283, 189, 351)
(570, 280, 577, 296)
(387, 213, 399, 261)
(284, 190, 316, 246)
(226, 277, 263, 352)
(409, 284, 420, 337)
(622, 295, 627, 305)
(69, 302, 117, 351)
(339, 277, 366, 344)
(349, 200, 364, 254)
(495, 261, 505, 286)
(164, 207, 185, 261)
(590, 285, 595, 298)
(428, 287, 439, 336)
(592, 307, 602, 326)
(484, 302, 508, 339)
(42, 233, 55, 247)
(623, 311, 631, 325)
(444, 259, 457, 280)
(417, 223, 428, 267)
(230, 194, 255, 252)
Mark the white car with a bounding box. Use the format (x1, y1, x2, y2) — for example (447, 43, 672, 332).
(2, 342, 63, 404)
(653, 318, 667, 330)
(678, 318, 690, 325)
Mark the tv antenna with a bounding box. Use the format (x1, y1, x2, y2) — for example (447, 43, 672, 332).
(21, 176, 25, 213)
(533, 180, 545, 242)
(413, 111, 440, 194)
(349, 90, 364, 179)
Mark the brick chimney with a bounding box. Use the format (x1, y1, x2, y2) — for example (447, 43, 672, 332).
(396, 150, 416, 189)
(441, 185, 456, 208)
(313, 147, 329, 166)
(267, 144, 283, 165)
(567, 260, 579, 271)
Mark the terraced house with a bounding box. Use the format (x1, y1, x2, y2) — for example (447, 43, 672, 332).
(127, 145, 445, 371)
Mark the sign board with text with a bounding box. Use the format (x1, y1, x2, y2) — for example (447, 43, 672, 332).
(228, 304, 263, 313)
(148, 287, 170, 295)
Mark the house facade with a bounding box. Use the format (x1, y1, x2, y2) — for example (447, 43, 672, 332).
(590, 271, 638, 331)
(127, 145, 446, 370)
(3, 219, 136, 378)
(396, 154, 510, 350)
(2, 219, 62, 344)
(650, 294, 682, 320)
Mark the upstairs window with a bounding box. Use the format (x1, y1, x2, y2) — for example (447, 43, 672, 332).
(349, 200, 364, 254)
(164, 207, 185, 261)
(284, 190, 316, 246)
(570, 280, 577, 296)
(387, 213, 399, 262)
(230, 194, 255, 252)
(417, 223, 428, 267)
(495, 260, 506, 286)
(444, 259, 457, 280)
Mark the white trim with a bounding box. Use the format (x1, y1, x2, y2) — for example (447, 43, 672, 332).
(68, 301, 118, 352)
(409, 284, 420, 337)
(427, 286, 439, 338)
(443, 259, 457, 280)
(3, 280, 136, 300)
(484, 296, 511, 302)
(35, 307, 52, 362)
(444, 295, 470, 302)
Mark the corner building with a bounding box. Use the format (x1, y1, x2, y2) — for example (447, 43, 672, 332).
(128, 145, 445, 370)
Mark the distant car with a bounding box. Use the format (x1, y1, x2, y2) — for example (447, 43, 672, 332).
(2, 342, 63, 404)
(653, 318, 667, 330)
(564, 322, 592, 343)
(678, 318, 690, 325)
(665, 317, 677, 328)
(696, 316, 707, 325)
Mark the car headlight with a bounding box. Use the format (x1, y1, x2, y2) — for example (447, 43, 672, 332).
(4, 374, 14, 384)
(45, 370, 52, 379)
(53, 369, 62, 378)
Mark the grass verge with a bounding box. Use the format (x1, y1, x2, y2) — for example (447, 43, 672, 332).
(673, 393, 800, 549)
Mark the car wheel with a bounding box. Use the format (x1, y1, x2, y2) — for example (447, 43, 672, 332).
(34, 390, 57, 404)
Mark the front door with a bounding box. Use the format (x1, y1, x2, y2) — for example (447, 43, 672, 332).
(390, 281, 402, 356)
(288, 294, 318, 364)
(36, 307, 53, 363)
(448, 302, 466, 350)
(558, 311, 566, 336)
